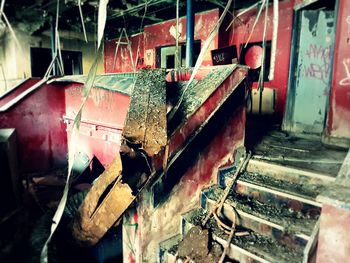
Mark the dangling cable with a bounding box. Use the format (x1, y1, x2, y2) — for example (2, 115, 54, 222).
(134, 0, 148, 71)
(113, 29, 124, 70)
(244, 0, 266, 48)
(78, 0, 88, 43)
(258, 0, 269, 115)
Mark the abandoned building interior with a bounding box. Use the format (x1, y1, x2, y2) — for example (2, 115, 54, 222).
(0, 0, 350, 262)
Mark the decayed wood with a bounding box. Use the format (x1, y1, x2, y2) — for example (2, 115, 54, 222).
(72, 69, 168, 246)
(122, 68, 167, 156)
(72, 155, 135, 246)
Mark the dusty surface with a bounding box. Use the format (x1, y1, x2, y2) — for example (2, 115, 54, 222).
(177, 225, 222, 262)
(185, 208, 304, 263)
(205, 186, 318, 236)
(240, 171, 325, 199)
(123, 69, 167, 156)
(168, 65, 237, 135)
(247, 130, 347, 176)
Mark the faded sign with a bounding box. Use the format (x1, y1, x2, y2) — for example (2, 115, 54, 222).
(144, 49, 154, 66)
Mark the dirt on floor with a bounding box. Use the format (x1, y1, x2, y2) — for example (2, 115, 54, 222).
(177, 225, 222, 263)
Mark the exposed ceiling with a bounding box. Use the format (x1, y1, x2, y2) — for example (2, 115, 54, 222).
(1, 0, 264, 39)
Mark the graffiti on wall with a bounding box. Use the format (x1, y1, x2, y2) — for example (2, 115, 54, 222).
(339, 16, 350, 86)
(340, 58, 350, 86)
(346, 15, 350, 26)
(304, 44, 332, 84)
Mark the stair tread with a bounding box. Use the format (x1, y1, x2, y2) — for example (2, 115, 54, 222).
(204, 185, 318, 237)
(238, 171, 324, 201)
(183, 207, 304, 263)
(247, 158, 335, 181)
(249, 130, 347, 177)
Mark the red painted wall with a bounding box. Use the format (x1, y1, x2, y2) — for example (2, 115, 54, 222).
(326, 0, 350, 141)
(104, 9, 220, 72)
(0, 79, 132, 173)
(143, 9, 219, 67)
(0, 79, 40, 107)
(63, 83, 131, 167)
(104, 33, 144, 73)
(229, 0, 295, 118)
(0, 82, 67, 173)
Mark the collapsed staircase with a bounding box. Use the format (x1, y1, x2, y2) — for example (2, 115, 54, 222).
(159, 132, 341, 263)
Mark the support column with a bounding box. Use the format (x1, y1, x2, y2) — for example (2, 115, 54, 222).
(185, 0, 194, 67)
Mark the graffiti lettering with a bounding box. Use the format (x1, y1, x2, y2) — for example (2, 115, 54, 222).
(304, 63, 330, 84)
(305, 44, 331, 64)
(213, 53, 225, 63)
(346, 15, 350, 25)
(339, 58, 350, 86)
(304, 44, 332, 84)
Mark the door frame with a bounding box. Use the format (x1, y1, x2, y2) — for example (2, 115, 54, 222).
(282, 0, 339, 133)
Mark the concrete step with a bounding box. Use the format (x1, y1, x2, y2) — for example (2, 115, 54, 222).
(181, 208, 304, 263)
(246, 159, 335, 186)
(201, 185, 318, 247)
(218, 171, 322, 215)
(159, 234, 183, 263)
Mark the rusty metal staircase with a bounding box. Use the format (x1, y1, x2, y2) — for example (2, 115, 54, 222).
(158, 131, 345, 263)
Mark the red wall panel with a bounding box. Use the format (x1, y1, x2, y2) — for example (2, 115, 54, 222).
(104, 9, 220, 73)
(63, 83, 131, 166)
(0, 82, 67, 173)
(104, 33, 144, 73)
(326, 0, 350, 141)
(229, 0, 295, 118)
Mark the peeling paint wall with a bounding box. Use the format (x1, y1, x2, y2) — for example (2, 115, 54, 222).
(287, 10, 335, 134)
(104, 33, 144, 73)
(229, 0, 295, 118)
(317, 204, 350, 263)
(104, 9, 219, 73)
(325, 0, 350, 144)
(64, 83, 131, 167)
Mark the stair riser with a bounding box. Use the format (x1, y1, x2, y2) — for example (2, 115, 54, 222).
(200, 191, 309, 248)
(160, 251, 181, 263)
(181, 216, 271, 263)
(235, 181, 321, 216)
(159, 234, 183, 263)
(218, 174, 321, 216)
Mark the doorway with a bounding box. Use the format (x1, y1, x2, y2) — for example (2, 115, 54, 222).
(283, 1, 336, 134)
(30, 48, 83, 77)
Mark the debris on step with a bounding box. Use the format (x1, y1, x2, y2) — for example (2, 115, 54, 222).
(239, 172, 325, 199)
(184, 208, 304, 263)
(204, 186, 318, 236)
(177, 225, 222, 263)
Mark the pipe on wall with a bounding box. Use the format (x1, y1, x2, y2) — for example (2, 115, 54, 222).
(186, 0, 194, 67)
